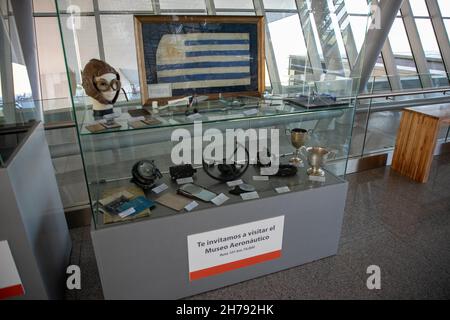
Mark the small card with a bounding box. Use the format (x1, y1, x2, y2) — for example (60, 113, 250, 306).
(168, 119, 179, 125)
(128, 120, 147, 129)
(85, 123, 106, 133)
(128, 116, 145, 122)
(128, 109, 150, 118)
(156, 193, 192, 211)
(143, 118, 162, 125)
(184, 201, 199, 212)
(275, 186, 291, 194)
(260, 167, 278, 176)
(177, 177, 194, 185)
(187, 113, 202, 121)
(152, 183, 169, 194)
(227, 180, 244, 187)
(244, 108, 258, 116)
(211, 193, 229, 206)
(309, 175, 326, 182)
(241, 191, 260, 201)
(253, 176, 269, 181)
(118, 208, 136, 219)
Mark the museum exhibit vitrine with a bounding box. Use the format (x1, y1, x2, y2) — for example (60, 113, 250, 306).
(55, 0, 370, 299)
(0, 121, 71, 299)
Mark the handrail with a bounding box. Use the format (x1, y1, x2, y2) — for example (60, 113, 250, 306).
(357, 86, 450, 100)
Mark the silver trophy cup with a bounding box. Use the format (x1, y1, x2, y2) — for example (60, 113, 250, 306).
(300, 147, 335, 177)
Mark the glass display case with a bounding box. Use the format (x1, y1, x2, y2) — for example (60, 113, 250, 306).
(55, 7, 363, 230)
(54, 1, 371, 299)
(66, 83, 357, 229)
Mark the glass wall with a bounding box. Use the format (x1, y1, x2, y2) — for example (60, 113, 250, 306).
(388, 17, 421, 89)
(28, 0, 450, 124)
(411, 0, 448, 86)
(1, 0, 35, 124)
(345, 0, 388, 82)
(445, 20, 450, 39)
(160, 0, 205, 11)
(98, 0, 153, 11)
(438, 0, 450, 42)
(266, 11, 309, 86)
(31, 0, 450, 114)
(351, 0, 450, 157)
(215, 0, 254, 10)
(31, 0, 370, 108)
(26, 0, 450, 210)
(35, 17, 70, 103)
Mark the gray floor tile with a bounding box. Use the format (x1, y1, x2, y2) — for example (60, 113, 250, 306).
(338, 230, 450, 299)
(78, 240, 104, 300)
(189, 256, 379, 300)
(69, 226, 89, 243)
(341, 200, 389, 244)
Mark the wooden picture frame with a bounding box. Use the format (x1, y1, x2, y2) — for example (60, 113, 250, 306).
(134, 15, 265, 106)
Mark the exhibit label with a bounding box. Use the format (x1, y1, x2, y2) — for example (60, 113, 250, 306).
(187, 216, 284, 281)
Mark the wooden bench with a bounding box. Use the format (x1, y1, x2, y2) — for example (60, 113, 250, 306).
(392, 105, 450, 183)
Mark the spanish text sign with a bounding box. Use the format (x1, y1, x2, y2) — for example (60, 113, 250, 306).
(187, 216, 284, 281)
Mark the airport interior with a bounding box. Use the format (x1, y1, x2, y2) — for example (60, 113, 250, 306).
(0, 0, 449, 300)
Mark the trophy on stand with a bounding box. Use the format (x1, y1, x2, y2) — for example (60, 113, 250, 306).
(301, 147, 335, 177)
(287, 128, 311, 167)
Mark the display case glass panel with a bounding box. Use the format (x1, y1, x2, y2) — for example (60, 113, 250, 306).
(55, 2, 369, 229)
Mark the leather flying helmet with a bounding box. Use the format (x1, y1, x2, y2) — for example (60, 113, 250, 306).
(82, 59, 121, 105)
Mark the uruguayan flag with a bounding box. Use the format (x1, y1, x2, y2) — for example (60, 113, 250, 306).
(156, 33, 251, 90)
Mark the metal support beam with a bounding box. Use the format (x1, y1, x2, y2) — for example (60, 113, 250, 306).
(0, 1, 16, 123)
(333, 0, 358, 69)
(381, 40, 403, 90)
(205, 0, 216, 15)
(151, 0, 161, 15)
(400, 0, 433, 88)
(253, 0, 282, 94)
(365, 0, 402, 91)
(295, 0, 323, 81)
(92, 0, 105, 61)
(426, 0, 450, 77)
(311, 0, 345, 77)
(10, 0, 42, 120)
(351, 0, 405, 93)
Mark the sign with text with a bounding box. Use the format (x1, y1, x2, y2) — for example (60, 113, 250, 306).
(187, 216, 284, 281)
(0, 241, 24, 299)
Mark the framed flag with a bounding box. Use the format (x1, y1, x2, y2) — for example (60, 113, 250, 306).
(134, 15, 265, 106)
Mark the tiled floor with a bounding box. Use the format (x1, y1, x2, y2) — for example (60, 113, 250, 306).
(67, 154, 450, 300)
